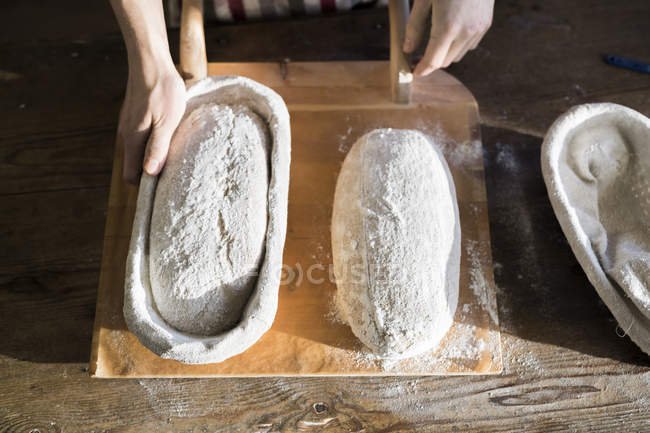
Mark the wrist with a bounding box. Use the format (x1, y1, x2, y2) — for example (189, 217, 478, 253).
(110, 0, 176, 87)
(127, 41, 177, 88)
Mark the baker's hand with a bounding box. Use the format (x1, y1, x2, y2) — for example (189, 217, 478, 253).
(403, 0, 494, 77)
(118, 64, 186, 184)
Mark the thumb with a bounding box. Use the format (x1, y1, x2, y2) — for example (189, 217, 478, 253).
(143, 121, 175, 176)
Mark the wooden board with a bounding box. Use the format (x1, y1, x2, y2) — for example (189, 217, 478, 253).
(89, 61, 501, 377)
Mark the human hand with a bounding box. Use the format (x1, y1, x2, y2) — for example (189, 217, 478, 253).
(403, 0, 494, 77)
(118, 63, 186, 184)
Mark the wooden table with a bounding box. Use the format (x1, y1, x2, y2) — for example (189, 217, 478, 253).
(1, 0, 649, 431)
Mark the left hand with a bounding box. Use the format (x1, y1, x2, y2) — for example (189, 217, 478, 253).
(403, 0, 494, 77)
(118, 64, 186, 184)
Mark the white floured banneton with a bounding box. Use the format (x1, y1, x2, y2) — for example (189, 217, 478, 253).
(331, 129, 460, 358)
(124, 76, 291, 364)
(542, 103, 650, 355)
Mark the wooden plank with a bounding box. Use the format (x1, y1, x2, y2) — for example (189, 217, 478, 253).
(90, 61, 501, 377)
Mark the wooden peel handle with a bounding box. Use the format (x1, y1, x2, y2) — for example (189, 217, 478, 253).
(180, 0, 208, 83)
(179, 0, 410, 96)
(389, 0, 412, 104)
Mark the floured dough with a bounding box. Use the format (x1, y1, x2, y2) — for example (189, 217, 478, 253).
(331, 129, 460, 358)
(542, 103, 650, 354)
(123, 75, 291, 364)
(150, 103, 269, 335)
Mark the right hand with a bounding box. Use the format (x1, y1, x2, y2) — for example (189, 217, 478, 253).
(403, 0, 494, 77)
(118, 64, 186, 184)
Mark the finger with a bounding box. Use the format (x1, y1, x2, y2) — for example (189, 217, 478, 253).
(470, 28, 488, 50)
(451, 26, 488, 64)
(450, 32, 482, 65)
(453, 33, 482, 64)
(452, 40, 473, 63)
(403, 0, 431, 53)
(143, 121, 175, 176)
(467, 34, 481, 52)
(121, 128, 150, 184)
(413, 30, 455, 77)
(443, 37, 472, 67)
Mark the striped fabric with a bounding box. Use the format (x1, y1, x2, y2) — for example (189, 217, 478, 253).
(167, 0, 385, 25)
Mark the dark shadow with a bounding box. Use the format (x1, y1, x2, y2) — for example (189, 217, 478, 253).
(168, 9, 390, 64)
(482, 125, 649, 366)
(0, 270, 97, 363)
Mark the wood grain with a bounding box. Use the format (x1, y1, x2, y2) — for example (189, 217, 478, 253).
(1, 0, 649, 430)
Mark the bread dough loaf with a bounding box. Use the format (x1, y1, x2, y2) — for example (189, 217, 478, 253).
(331, 129, 460, 358)
(149, 103, 269, 335)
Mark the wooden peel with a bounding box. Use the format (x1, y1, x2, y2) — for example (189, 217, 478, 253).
(180, 0, 207, 83)
(89, 2, 501, 378)
(89, 61, 501, 377)
(180, 0, 412, 100)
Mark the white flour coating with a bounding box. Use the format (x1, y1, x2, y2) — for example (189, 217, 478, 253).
(542, 103, 650, 355)
(331, 129, 460, 358)
(123, 75, 291, 364)
(150, 103, 269, 335)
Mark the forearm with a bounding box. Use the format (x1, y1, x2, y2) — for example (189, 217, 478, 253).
(109, 0, 175, 83)
(110, 0, 186, 182)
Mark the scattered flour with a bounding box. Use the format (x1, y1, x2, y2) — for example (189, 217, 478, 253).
(495, 142, 518, 172)
(443, 139, 483, 169)
(325, 291, 346, 326)
(413, 120, 483, 169)
(466, 239, 499, 325)
(138, 379, 211, 418)
(336, 120, 483, 169)
(324, 278, 497, 375)
(335, 319, 490, 374)
(337, 125, 354, 153)
(500, 334, 543, 374)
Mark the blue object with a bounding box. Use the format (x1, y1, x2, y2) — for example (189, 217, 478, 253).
(604, 55, 650, 75)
